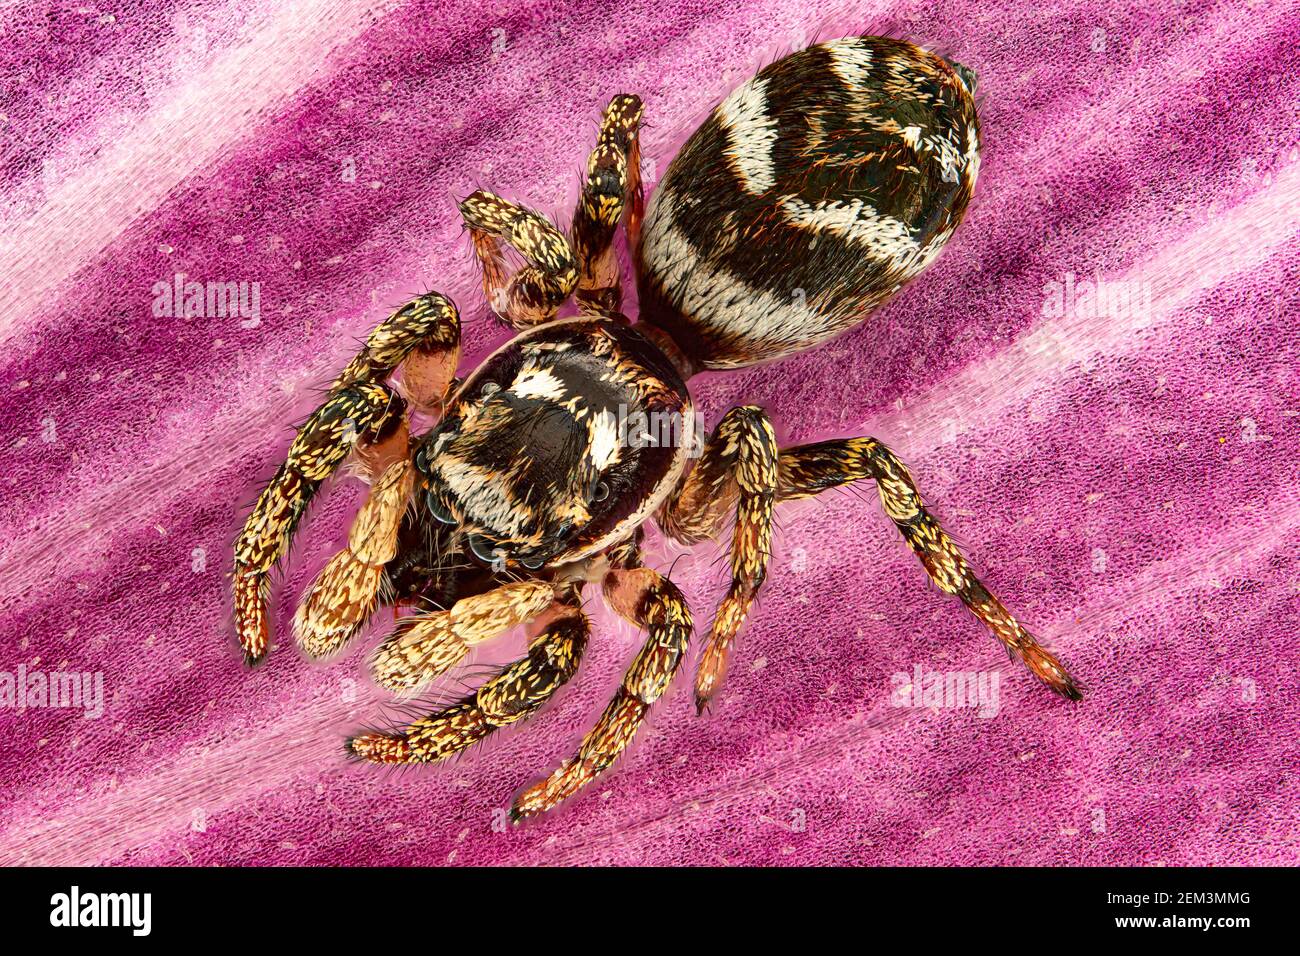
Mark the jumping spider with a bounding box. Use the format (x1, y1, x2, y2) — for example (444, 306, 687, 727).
(232, 36, 1081, 821)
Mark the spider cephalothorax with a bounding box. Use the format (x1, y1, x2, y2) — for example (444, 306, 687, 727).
(417, 318, 692, 569)
(231, 36, 1080, 821)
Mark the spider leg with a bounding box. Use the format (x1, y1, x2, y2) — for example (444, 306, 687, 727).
(292, 456, 414, 659)
(570, 94, 644, 316)
(512, 558, 693, 820)
(656, 406, 778, 712)
(459, 190, 577, 329)
(347, 585, 588, 763)
(778, 438, 1082, 700)
(232, 383, 404, 663)
(333, 291, 460, 416)
(369, 579, 560, 694)
(233, 293, 460, 664)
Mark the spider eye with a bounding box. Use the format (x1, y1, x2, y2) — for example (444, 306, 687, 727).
(593, 481, 610, 503)
(520, 555, 546, 570)
(466, 533, 504, 567)
(426, 492, 456, 525)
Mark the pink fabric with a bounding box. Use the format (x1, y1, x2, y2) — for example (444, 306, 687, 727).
(1, 0, 1297, 866)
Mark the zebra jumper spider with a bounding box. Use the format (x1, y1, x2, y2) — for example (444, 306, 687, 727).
(232, 36, 1081, 821)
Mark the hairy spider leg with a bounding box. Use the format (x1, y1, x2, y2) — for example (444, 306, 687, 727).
(239, 293, 462, 665)
(369, 579, 561, 694)
(777, 438, 1082, 700)
(332, 291, 461, 412)
(288, 294, 462, 656)
(232, 382, 404, 663)
(570, 94, 644, 316)
(459, 190, 578, 329)
(348, 584, 588, 762)
(512, 556, 693, 820)
(657, 406, 779, 711)
(292, 457, 414, 659)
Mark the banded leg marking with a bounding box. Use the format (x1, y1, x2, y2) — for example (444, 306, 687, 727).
(349, 593, 589, 765)
(292, 457, 415, 659)
(778, 438, 1082, 700)
(233, 290, 460, 663)
(232, 383, 403, 663)
(571, 94, 644, 316)
(459, 190, 577, 328)
(369, 579, 559, 694)
(512, 566, 692, 820)
(659, 406, 778, 712)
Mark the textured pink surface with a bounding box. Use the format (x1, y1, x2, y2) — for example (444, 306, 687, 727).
(1, 0, 1297, 866)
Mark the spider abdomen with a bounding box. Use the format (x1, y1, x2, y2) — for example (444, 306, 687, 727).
(636, 36, 981, 370)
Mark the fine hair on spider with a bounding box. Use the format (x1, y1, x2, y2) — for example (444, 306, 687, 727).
(230, 35, 1081, 822)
